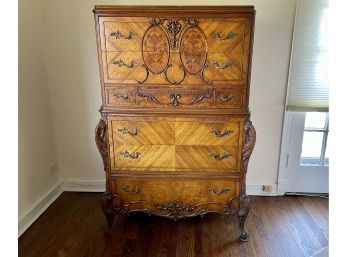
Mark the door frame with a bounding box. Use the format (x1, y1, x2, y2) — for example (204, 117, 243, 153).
(277, 111, 293, 195)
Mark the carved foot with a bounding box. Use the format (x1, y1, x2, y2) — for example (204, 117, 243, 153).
(238, 215, 249, 242)
(101, 192, 115, 235)
(239, 229, 249, 242)
(238, 194, 250, 242)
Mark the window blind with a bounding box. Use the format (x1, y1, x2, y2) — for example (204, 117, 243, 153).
(286, 0, 329, 111)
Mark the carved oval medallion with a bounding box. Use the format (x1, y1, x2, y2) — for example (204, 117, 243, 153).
(180, 27, 207, 74)
(142, 26, 169, 74)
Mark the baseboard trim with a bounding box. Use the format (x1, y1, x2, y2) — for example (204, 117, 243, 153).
(61, 180, 105, 192)
(18, 182, 63, 237)
(18, 180, 278, 237)
(246, 183, 279, 196)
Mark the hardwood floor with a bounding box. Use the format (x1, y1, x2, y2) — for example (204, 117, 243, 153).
(18, 192, 328, 257)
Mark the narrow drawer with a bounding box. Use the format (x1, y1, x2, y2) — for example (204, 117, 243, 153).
(106, 87, 136, 107)
(110, 120, 175, 145)
(214, 88, 245, 108)
(112, 179, 240, 204)
(112, 145, 175, 171)
(175, 119, 243, 146)
(175, 145, 240, 171)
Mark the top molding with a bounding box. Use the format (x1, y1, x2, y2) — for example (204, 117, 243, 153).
(93, 5, 256, 17)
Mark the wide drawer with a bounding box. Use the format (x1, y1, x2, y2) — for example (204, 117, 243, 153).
(102, 52, 147, 84)
(204, 52, 242, 82)
(111, 179, 240, 204)
(112, 145, 175, 171)
(102, 20, 149, 52)
(110, 119, 175, 145)
(175, 119, 243, 146)
(175, 145, 240, 171)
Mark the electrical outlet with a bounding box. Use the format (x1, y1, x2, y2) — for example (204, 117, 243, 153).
(262, 185, 272, 192)
(50, 163, 58, 174)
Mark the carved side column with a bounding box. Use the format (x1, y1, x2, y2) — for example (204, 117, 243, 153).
(95, 116, 115, 233)
(238, 119, 256, 242)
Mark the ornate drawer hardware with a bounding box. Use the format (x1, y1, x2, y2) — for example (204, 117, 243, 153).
(209, 187, 231, 195)
(220, 95, 235, 101)
(212, 31, 238, 41)
(211, 129, 233, 137)
(136, 86, 160, 103)
(113, 92, 129, 100)
(136, 86, 213, 106)
(212, 60, 235, 70)
(117, 128, 138, 136)
(190, 87, 214, 105)
(110, 30, 135, 40)
(113, 59, 137, 68)
(210, 152, 232, 160)
(120, 150, 141, 159)
(121, 185, 141, 194)
(169, 94, 181, 106)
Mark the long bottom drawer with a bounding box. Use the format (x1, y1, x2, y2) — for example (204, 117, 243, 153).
(111, 178, 240, 204)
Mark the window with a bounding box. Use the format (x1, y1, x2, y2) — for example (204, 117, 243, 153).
(301, 112, 329, 166)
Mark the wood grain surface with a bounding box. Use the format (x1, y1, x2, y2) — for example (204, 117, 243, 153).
(18, 192, 329, 257)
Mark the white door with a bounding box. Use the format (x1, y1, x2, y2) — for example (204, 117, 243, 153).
(279, 111, 329, 194)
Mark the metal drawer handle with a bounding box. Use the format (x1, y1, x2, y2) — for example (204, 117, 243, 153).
(209, 187, 231, 195)
(120, 150, 141, 159)
(220, 95, 235, 101)
(213, 31, 237, 41)
(210, 152, 231, 160)
(110, 30, 135, 40)
(212, 60, 235, 69)
(113, 59, 137, 68)
(113, 92, 129, 100)
(211, 129, 233, 137)
(117, 128, 138, 136)
(122, 185, 141, 194)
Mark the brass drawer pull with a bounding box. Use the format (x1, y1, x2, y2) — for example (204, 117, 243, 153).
(220, 95, 235, 101)
(110, 30, 135, 40)
(122, 185, 141, 194)
(211, 129, 233, 137)
(118, 128, 138, 136)
(113, 92, 129, 100)
(113, 59, 137, 68)
(120, 150, 141, 159)
(212, 60, 235, 69)
(209, 187, 231, 195)
(213, 31, 237, 41)
(210, 152, 231, 160)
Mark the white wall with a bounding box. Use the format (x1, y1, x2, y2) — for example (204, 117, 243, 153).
(19, 0, 60, 222)
(38, 0, 296, 186)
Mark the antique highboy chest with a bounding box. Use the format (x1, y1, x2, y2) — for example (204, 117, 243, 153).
(93, 5, 256, 241)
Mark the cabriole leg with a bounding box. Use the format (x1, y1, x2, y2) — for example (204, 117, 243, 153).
(101, 192, 115, 234)
(238, 194, 250, 242)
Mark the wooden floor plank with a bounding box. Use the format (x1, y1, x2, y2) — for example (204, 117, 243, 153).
(19, 193, 329, 257)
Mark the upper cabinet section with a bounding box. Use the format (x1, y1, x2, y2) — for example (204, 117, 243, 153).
(94, 6, 255, 86)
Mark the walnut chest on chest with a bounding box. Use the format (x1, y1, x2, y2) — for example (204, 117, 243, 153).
(93, 5, 256, 241)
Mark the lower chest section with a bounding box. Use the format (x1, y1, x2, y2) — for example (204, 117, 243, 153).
(107, 115, 246, 213)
